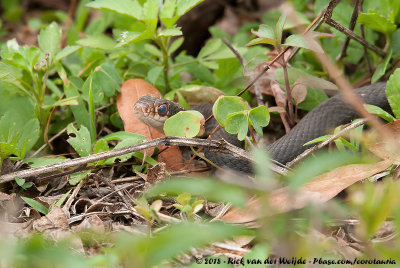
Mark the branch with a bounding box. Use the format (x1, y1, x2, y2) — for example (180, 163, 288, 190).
(0, 137, 288, 183)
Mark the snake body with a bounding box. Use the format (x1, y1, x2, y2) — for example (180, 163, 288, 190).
(134, 82, 390, 173)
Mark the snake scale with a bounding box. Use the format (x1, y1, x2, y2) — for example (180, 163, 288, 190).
(134, 82, 390, 173)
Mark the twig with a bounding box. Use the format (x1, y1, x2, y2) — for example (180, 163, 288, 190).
(284, 4, 390, 138)
(337, 0, 363, 60)
(323, 1, 385, 57)
(0, 137, 288, 183)
(286, 119, 368, 167)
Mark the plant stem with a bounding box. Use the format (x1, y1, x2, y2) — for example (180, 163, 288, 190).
(281, 59, 295, 126)
(157, 37, 171, 92)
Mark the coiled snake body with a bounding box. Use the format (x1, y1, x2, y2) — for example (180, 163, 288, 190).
(134, 82, 390, 173)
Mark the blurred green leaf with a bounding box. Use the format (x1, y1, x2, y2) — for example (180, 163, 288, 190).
(21, 196, 49, 215)
(38, 21, 62, 58)
(386, 68, 400, 118)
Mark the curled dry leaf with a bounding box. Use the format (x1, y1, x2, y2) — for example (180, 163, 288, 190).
(270, 81, 287, 108)
(116, 79, 184, 171)
(222, 160, 392, 223)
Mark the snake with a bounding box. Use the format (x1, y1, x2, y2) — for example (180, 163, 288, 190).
(133, 82, 391, 173)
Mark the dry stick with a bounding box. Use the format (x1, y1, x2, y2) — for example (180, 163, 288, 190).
(324, 19, 385, 57)
(286, 119, 368, 167)
(337, 0, 363, 60)
(285, 5, 389, 139)
(0, 137, 288, 183)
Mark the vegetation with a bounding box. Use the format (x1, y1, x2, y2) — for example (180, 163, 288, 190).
(1, 0, 400, 267)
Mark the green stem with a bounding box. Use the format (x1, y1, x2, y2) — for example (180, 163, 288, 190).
(156, 37, 171, 92)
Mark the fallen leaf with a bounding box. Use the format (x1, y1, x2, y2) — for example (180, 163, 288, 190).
(32, 206, 69, 231)
(222, 159, 392, 223)
(367, 120, 400, 163)
(117, 79, 184, 171)
(291, 82, 307, 105)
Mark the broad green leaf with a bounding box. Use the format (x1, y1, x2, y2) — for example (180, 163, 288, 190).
(21, 196, 49, 215)
(198, 59, 218, 69)
(146, 177, 248, 207)
(160, 0, 178, 27)
(358, 12, 396, 36)
(55, 45, 80, 61)
(76, 34, 116, 50)
(93, 139, 109, 154)
(146, 66, 163, 84)
(86, 0, 143, 20)
(251, 24, 275, 39)
(144, 44, 162, 58)
(66, 124, 92, 157)
(283, 34, 323, 53)
(38, 21, 61, 57)
(297, 88, 328, 111)
(386, 68, 400, 118)
(142, 0, 158, 21)
(0, 142, 18, 161)
(225, 111, 248, 141)
(364, 104, 395, 122)
(175, 0, 205, 16)
(212, 96, 249, 126)
(372, 49, 392, 83)
(249, 106, 270, 136)
(198, 39, 222, 59)
(247, 37, 276, 47)
(391, 29, 400, 58)
(164, 111, 205, 138)
(103, 138, 146, 165)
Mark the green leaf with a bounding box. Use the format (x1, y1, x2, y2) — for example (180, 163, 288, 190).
(146, 66, 163, 84)
(21, 196, 49, 215)
(24, 156, 66, 168)
(160, 0, 178, 27)
(358, 12, 396, 36)
(55, 45, 80, 61)
(38, 21, 62, 57)
(283, 34, 323, 53)
(249, 106, 270, 136)
(66, 124, 92, 157)
(42, 96, 79, 109)
(54, 190, 71, 207)
(103, 138, 146, 165)
(0, 142, 18, 161)
(114, 221, 249, 267)
(303, 135, 331, 146)
(144, 44, 163, 58)
(76, 34, 116, 50)
(146, 177, 248, 208)
(164, 111, 204, 138)
(168, 37, 183, 55)
(102, 131, 145, 142)
(297, 88, 328, 111)
(175, 0, 205, 16)
(86, 0, 143, 20)
(251, 24, 275, 39)
(158, 26, 182, 37)
(142, 0, 158, 21)
(275, 15, 286, 44)
(364, 104, 395, 122)
(386, 68, 400, 118)
(212, 96, 249, 126)
(225, 111, 248, 141)
(198, 39, 222, 59)
(391, 29, 400, 58)
(371, 47, 392, 83)
(198, 59, 218, 70)
(69, 170, 90, 185)
(247, 37, 276, 47)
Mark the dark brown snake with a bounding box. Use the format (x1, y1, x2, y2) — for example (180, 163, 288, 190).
(134, 82, 391, 173)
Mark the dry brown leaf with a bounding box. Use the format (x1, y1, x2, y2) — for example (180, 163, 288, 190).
(222, 160, 392, 223)
(76, 215, 105, 232)
(32, 206, 69, 231)
(116, 79, 184, 171)
(291, 82, 307, 105)
(367, 120, 400, 163)
(271, 81, 287, 108)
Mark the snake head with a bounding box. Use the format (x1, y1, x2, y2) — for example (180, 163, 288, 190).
(133, 95, 185, 133)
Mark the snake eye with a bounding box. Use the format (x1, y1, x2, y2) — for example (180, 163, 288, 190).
(157, 104, 168, 116)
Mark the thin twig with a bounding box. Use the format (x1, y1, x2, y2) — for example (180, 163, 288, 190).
(337, 0, 363, 60)
(0, 137, 288, 183)
(286, 119, 368, 167)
